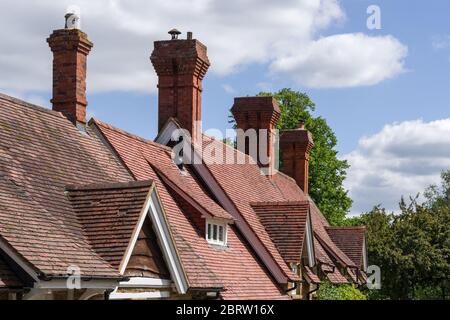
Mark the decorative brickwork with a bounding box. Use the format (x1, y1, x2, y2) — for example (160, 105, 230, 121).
(231, 96, 280, 173)
(47, 29, 93, 125)
(151, 38, 210, 142)
(280, 124, 314, 194)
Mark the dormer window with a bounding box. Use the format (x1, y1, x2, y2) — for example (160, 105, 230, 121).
(206, 220, 227, 246)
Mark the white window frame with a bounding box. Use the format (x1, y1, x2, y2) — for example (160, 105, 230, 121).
(205, 220, 228, 246)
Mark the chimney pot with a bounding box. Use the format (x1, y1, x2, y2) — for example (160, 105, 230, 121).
(297, 120, 305, 130)
(168, 28, 182, 40)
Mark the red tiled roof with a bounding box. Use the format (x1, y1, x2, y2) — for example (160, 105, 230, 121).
(251, 201, 309, 264)
(0, 94, 131, 278)
(303, 266, 320, 284)
(66, 180, 154, 269)
(326, 227, 366, 268)
(321, 263, 348, 284)
(0, 254, 23, 288)
(309, 201, 356, 268)
(93, 120, 288, 299)
(199, 135, 357, 279)
(150, 162, 234, 221)
(200, 136, 302, 280)
(315, 240, 348, 284)
(0, 89, 363, 296)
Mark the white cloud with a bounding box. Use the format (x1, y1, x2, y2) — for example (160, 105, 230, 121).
(432, 35, 450, 50)
(0, 0, 406, 95)
(222, 84, 236, 94)
(271, 33, 408, 88)
(344, 119, 450, 215)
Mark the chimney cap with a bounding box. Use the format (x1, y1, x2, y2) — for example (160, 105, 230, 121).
(231, 96, 281, 114)
(168, 28, 182, 40)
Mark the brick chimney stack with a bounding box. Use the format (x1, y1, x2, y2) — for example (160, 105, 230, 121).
(279, 122, 314, 194)
(231, 96, 280, 174)
(47, 13, 93, 128)
(150, 30, 210, 143)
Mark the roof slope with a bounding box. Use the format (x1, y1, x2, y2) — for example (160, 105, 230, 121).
(93, 120, 287, 298)
(200, 136, 356, 274)
(326, 227, 366, 267)
(309, 201, 356, 267)
(66, 180, 154, 269)
(251, 201, 309, 264)
(0, 255, 23, 288)
(93, 119, 288, 299)
(0, 94, 132, 278)
(314, 239, 348, 284)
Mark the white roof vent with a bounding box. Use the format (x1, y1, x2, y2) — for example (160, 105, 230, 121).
(65, 6, 81, 29)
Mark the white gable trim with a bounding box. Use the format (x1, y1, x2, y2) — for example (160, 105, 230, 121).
(119, 277, 172, 288)
(305, 207, 316, 268)
(155, 119, 181, 145)
(118, 182, 156, 275)
(0, 238, 39, 281)
(109, 289, 171, 300)
(117, 183, 188, 294)
(147, 188, 189, 294)
(362, 236, 368, 272)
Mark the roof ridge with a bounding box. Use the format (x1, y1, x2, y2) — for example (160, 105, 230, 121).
(92, 118, 172, 152)
(326, 226, 366, 230)
(274, 171, 301, 186)
(65, 180, 153, 191)
(250, 200, 309, 207)
(0, 92, 64, 119)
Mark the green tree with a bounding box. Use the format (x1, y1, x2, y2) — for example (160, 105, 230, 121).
(316, 281, 367, 300)
(349, 171, 450, 300)
(230, 88, 352, 225)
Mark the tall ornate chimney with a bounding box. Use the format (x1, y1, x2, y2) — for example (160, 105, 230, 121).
(279, 122, 314, 194)
(150, 30, 210, 143)
(231, 96, 280, 175)
(47, 12, 93, 128)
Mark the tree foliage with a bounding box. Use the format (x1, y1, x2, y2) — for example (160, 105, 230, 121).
(349, 171, 450, 300)
(258, 89, 352, 225)
(229, 89, 352, 225)
(316, 281, 367, 300)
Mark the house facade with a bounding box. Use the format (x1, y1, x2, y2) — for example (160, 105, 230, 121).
(0, 13, 367, 300)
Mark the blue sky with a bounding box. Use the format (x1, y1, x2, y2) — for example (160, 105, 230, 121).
(82, 0, 450, 154)
(1, 0, 449, 214)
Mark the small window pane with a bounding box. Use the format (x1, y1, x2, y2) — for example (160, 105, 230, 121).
(207, 224, 212, 240)
(218, 226, 224, 242)
(213, 225, 218, 240)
